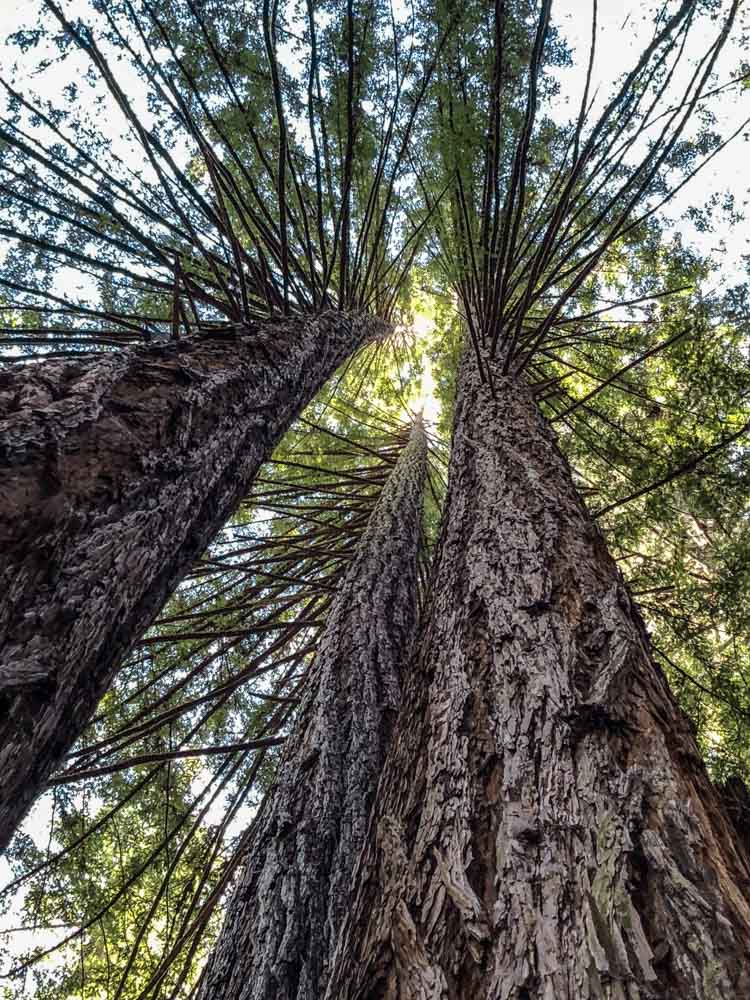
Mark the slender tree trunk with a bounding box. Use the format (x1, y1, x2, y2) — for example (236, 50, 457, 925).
(197, 419, 427, 1000)
(0, 311, 385, 851)
(326, 355, 750, 999)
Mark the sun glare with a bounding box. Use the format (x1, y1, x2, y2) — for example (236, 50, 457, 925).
(409, 312, 442, 427)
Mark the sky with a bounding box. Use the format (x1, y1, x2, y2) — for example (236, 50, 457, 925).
(549, 0, 750, 292)
(1, 0, 749, 986)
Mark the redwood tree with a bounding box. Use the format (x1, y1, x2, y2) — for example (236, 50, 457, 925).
(323, 0, 750, 993)
(3, 0, 750, 996)
(0, 0, 431, 846)
(197, 418, 427, 1000)
(0, 310, 384, 850)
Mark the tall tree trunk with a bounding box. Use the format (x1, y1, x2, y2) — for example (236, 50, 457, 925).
(197, 419, 427, 1000)
(326, 355, 750, 999)
(0, 311, 385, 851)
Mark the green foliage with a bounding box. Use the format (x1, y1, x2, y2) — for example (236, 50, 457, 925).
(3, 0, 750, 995)
(0, 389, 443, 999)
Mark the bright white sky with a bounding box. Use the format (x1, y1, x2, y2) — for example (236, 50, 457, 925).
(1, 0, 749, 983)
(550, 0, 750, 290)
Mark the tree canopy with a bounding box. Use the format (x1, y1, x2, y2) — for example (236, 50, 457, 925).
(2, 0, 750, 995)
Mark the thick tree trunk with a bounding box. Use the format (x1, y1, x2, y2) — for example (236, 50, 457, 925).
(326, 356, 750, 999)
(197, 420, 427, 1000)
(0, 311, 385, 851)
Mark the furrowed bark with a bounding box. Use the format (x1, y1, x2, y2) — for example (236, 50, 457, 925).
(326, 355, 750, 999)
(0, 311, 386, 851)
(197, 419, 427, 1000)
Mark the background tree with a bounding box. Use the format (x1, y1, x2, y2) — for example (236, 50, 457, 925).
(197, 416, 428, 1000)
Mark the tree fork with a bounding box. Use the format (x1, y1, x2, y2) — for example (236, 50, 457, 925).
(326, 354, 750, 999)
(197, 418, 427, 1000)
(0, 311, 386, 850)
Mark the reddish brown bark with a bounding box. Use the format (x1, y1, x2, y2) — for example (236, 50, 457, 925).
(0, 312, 385, 851)
(197, 420, 427, 1000)
(326, 355, 750, 999)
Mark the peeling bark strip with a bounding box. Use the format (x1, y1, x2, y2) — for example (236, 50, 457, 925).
(197, 421, 427, 1000)
(0, 312, 386, 850)
(327, 357, 750, 999)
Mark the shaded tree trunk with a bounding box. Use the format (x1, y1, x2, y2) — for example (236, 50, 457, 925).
(326, 356, 750, 999)
(0, 311, 385, 851)
(197, 419, 427, 1000)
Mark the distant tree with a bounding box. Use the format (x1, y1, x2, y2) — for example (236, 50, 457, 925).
(197, 418, 427, 1000)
